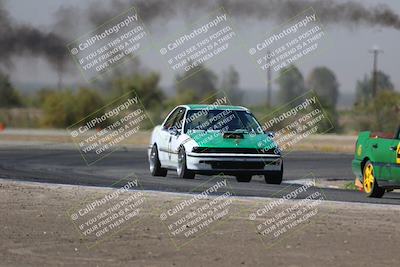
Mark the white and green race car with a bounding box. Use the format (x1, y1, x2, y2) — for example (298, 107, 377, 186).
(148, 105, 283, 184)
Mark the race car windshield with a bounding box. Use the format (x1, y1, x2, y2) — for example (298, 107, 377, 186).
(184, 109, 262, 133)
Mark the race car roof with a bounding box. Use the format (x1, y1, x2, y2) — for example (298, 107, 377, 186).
(184, 104, 248, 111)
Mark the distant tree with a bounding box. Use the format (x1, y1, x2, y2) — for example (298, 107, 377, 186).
(355, 71, 394, 105)
(40, 88, 106, 128)
(31, 88, 55, 107)
(74, 88, 105, 124)
(221, 66, 242, 105)
(112, 72, 165, 127)
(0, 72, 21, 107)
(41, 90, 76, 127)
(316, 97, 340, 133)
(373, 90, 400, 131)
(353, 90, 400, 132)
(307, 67, 339, 108)
(176, 64, 218, 102)
(170, 90, 197, 106)
(112, 72, 164, 108)
(277, 65, 305, 104)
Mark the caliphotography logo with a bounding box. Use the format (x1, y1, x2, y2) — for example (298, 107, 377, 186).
(247, 173, 327, 249)
(67, 90, 153, 165)
(156, 6, 240, 82)
(244, 7, 330, 83)
(67, 6, 152, 81)
(158, 174, 236, 249)
(254, 90, 334, 157)
(67, 174, 147, 248)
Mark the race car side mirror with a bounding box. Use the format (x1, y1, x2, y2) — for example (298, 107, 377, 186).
(265, 131, 275, 138)
(168, 127, 180, 136)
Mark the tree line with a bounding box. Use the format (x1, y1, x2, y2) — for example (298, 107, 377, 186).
(0, 64, 398, 132)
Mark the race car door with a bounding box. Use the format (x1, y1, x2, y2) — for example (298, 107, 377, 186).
(371, 138, 398, 180)
(168, 107, 186, 167)
(158, 107, 181, 165)
(384, 130, 400, 181)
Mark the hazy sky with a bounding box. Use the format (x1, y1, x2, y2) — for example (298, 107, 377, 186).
(4, 0, 400, 94)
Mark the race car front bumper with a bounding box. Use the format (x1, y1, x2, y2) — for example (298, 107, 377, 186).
(186, 152, 282, 175)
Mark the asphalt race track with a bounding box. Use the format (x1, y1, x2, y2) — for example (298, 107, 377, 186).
(1, 146, 400, 205)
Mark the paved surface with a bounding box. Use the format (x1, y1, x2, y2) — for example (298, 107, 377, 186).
(1, 147, 400, 205)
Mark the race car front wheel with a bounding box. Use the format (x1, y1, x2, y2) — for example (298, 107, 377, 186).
(149, 144, 167, 177)
(363, 161, 385, 198)
(177, 147, 195, 179)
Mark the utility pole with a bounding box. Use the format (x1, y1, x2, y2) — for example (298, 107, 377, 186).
(266, 50, 272, 107)
(369, 46, 383, 98)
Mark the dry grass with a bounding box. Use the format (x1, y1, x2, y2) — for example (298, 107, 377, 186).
(0, 130, 356, 152)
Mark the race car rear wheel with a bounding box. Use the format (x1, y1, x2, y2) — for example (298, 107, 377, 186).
(264, 163, 283, 185)
(236, 175, 252, 183)
(177, 147, 195, 179)
(363, 161, 385, 198)
(149, 144, 167, 177)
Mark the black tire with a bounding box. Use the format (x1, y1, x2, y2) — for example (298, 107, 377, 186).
(264, 163, 283, 184)
(363, 161, 385, 198)
(236, 174, 252, 183)
(177, 147, 195, 179)
(149, 144, 167, 177)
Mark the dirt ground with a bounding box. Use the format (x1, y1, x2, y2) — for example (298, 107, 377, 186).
(1, 179, 399, 267)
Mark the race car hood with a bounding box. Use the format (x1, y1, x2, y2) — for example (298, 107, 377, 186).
(186, 130, 278, 151)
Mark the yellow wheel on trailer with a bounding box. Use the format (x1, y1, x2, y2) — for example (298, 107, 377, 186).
(363, 161, 385, 198)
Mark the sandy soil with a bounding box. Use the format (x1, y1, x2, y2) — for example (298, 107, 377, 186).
(1, 179, 399, 267)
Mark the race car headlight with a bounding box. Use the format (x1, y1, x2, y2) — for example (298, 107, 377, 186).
(191, 147, 209, 153)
